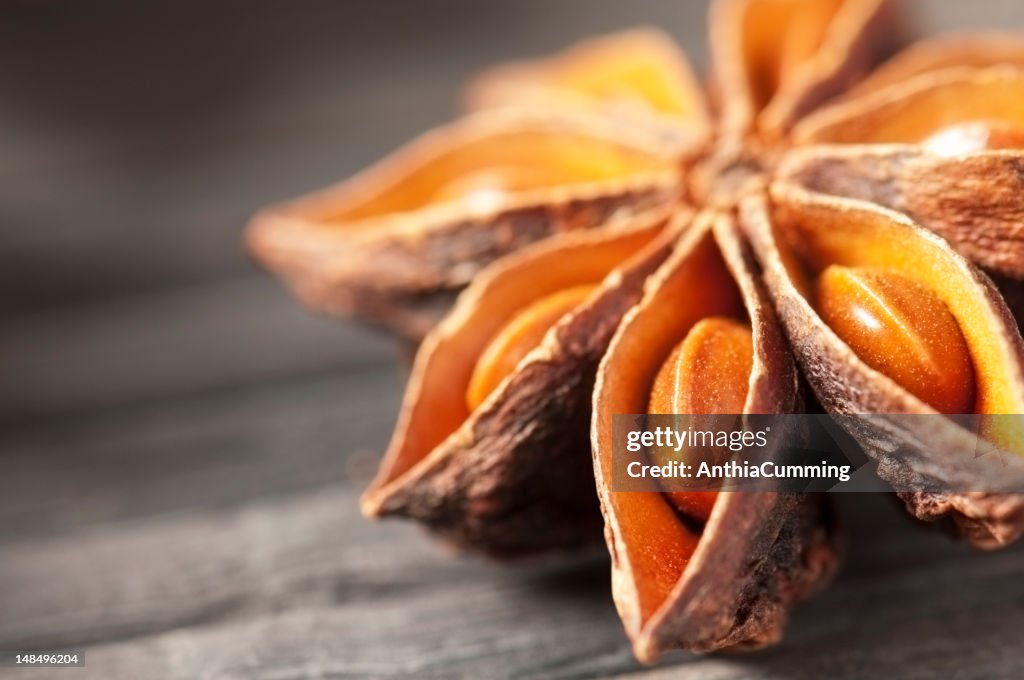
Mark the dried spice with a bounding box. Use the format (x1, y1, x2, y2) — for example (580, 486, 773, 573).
(250, 0, 1024, 661)
(465, 29, 711, 154)
(362, 208, 677, 557)
(782, 66, 1024, 277)
(592, 214, 838, 661)
(741, 186, 1024, 548)
(707, 0, 896, 138)
(846, 32, 1024, 98)
(246, 105, 687, 342)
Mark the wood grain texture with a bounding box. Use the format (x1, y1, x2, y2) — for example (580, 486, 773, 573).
(0, 369, 401, 543)
(0, 276, 396, 426)
(2, 486, 1023, 679)
(4, 1, 1024, 678)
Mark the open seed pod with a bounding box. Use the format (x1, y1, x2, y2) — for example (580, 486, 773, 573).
(463, 29, 711, 155)
(781, 66, 1024, 278)
(793, 66, 1024, 147)
(250, 0, 1024, 662)
(591, 212, 837, 661)
(708, 0, 897, 140)
(362, 208, 682, 557)
(246, 109, 681, 341)
(692, 0, 897, 204)
(741, 186, 1024, 548)
(776, 145, 1024, 278)
(847, 32, 1024, 98)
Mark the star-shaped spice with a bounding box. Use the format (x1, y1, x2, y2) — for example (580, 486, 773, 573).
(247, 0, 1024, 661)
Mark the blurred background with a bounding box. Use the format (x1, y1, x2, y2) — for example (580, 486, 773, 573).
(3, 1, 1024, 678)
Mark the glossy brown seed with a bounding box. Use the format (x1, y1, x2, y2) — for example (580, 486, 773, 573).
(466, 285, 595, 410)
(362, 213, 676, 557)
(592, 214, 834, 661)
(741, 188, 1024, 547)
(816, 265, 976, 414)
(647, 317, 754, 522)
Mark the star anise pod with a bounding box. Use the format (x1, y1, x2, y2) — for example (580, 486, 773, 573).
(247, 0, 1024, 661)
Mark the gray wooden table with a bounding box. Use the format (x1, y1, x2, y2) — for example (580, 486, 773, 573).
(2, 1, 1024, 678)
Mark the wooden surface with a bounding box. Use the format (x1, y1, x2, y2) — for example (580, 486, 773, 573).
(2, 1, 1024, 678)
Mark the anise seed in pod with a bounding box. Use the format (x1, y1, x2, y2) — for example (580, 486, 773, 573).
(250, 0, 1024, 661)
(246, 103, 693, 343)
(592, 212, 836, 661)
(361, 207, 679, 557)
(741, 185, 1024, 548)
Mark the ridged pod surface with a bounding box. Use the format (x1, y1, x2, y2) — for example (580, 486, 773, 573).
(251, 0, 1024, 662)
(741, 187, 1024, 547)
(591, 214, 836, 661)
(362, 209, 676, 556)
(247, 110, 683, 340)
